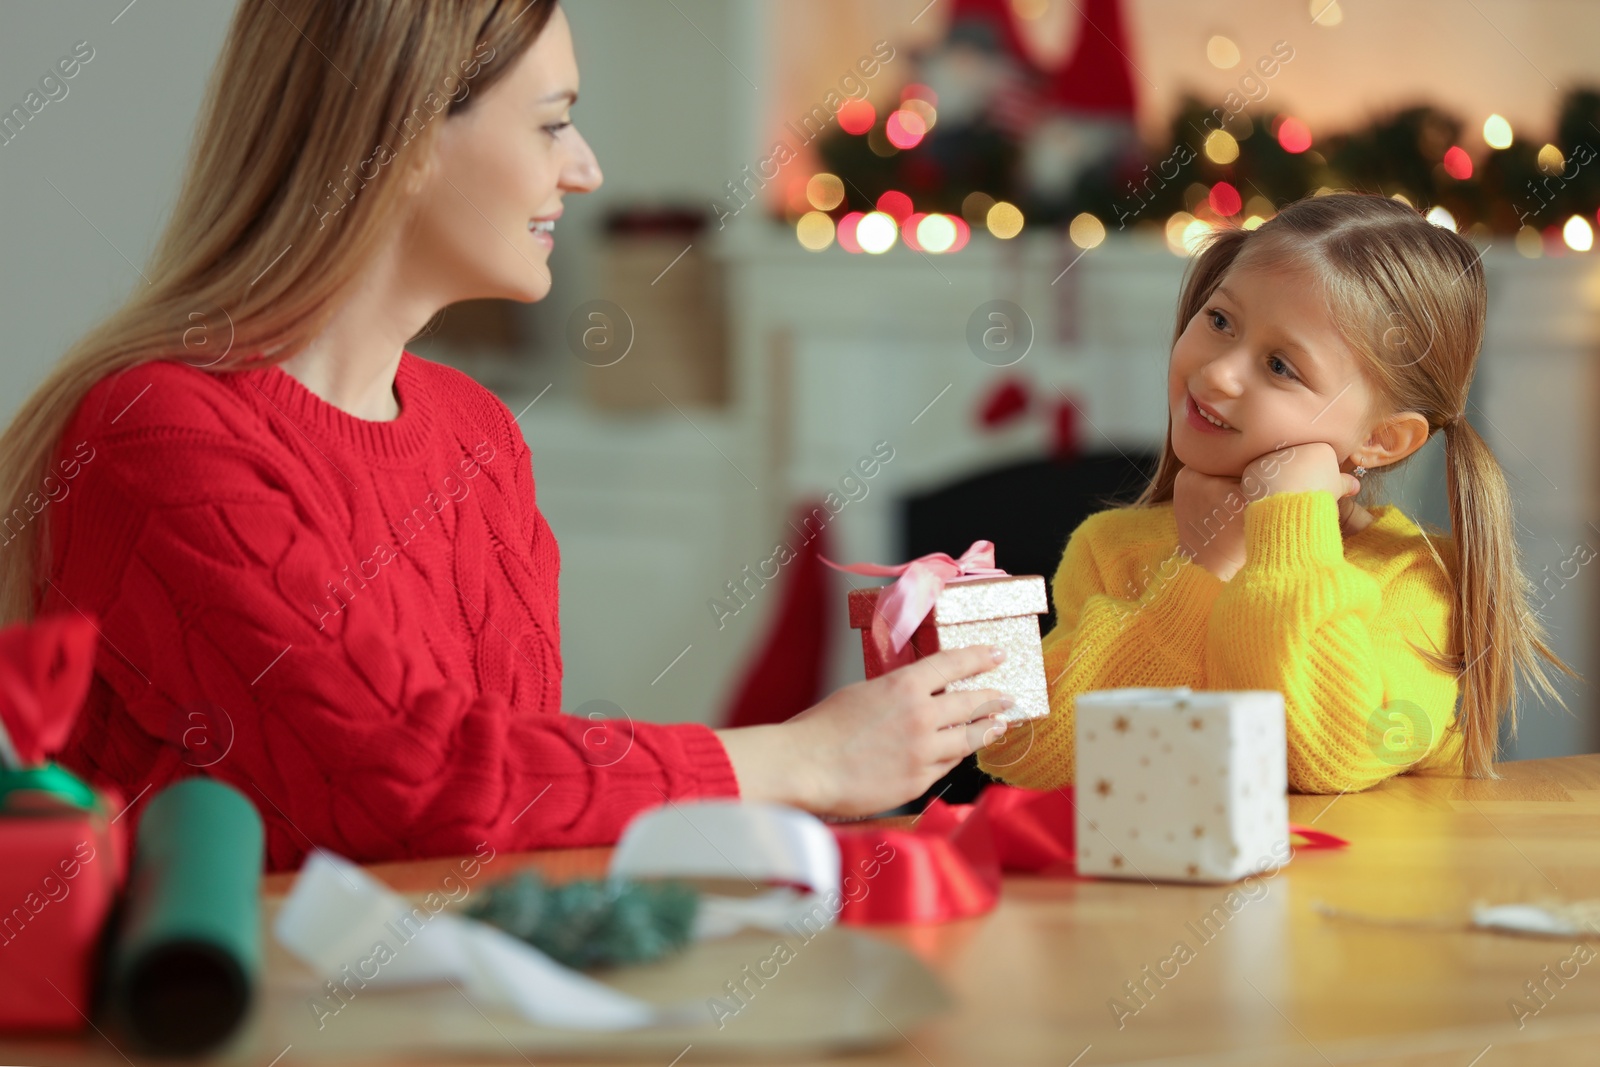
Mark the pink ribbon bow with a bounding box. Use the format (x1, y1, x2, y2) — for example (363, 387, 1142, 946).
(822, 541, 1008, 666)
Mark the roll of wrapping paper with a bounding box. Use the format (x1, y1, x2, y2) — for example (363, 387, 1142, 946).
(107, 777, 263, 1055)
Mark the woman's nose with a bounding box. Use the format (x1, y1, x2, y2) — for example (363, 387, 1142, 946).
(562, 127, 603, 194)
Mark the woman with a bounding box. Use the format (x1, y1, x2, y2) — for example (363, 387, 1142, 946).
(0, 0, 1014, 871)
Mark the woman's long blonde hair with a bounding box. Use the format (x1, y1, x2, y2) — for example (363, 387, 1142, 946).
(1136, 192, 1579, 776)
(0, 0, 556, 625)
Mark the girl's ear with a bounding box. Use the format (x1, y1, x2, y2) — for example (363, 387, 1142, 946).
(1360, 411, 1432, 469)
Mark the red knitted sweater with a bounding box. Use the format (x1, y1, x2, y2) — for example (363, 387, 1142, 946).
(44, 352, 741, 871)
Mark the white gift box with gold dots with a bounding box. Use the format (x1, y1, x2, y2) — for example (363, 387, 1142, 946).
(1074, 687, 1290, 884)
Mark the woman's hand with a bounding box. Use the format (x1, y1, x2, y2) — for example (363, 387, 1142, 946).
(715, 645, 1014, 818)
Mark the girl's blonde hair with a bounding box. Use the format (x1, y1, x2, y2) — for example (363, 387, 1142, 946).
(0, 0, 556, 625)
(1135, 191, 1579, 777)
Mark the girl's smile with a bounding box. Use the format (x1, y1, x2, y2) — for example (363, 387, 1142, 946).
(1185, 391, 1238, 433)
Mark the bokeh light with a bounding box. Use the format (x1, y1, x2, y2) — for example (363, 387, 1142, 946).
(1276, 117, 1312, 153)
(885, 109, 927, 150)
(1515, 225, 1543, 258)
(1068, 213, 1105, 250)
(876, 190, 914, 222)
(1209, 181, 1242, 217)
(962, 191, 996, 226)
(836, 212, 865, 254)
(1165, 212, 1195, 253)
(796, 211, 835, 251)
(986, 201, 1025, 239)
(1538, 144, 1566, 175)
(1311, 0, 1343, 25)
(1442, 146, 1473, 180)
(1206, 36, 1240, 69)
(949, 217, 972, 253)
(900, 213, 926, 252)
(838, 99, 875, 136)
(1425, 206, 1457, 231)
(1482, 114, 1513, 150)
(900, 97, 937, 131)
(1205, 129, 1240, 164)
(805, 173, 845, 211)
(857, 211, 898, 254)
(1563, 215, 1594, 252)
(918, 213, 958, 253)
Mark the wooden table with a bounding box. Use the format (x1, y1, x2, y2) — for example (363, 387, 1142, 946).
(11, 755, 1600, 1065)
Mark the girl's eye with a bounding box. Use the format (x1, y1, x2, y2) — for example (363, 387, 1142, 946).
(1207, 308, 1228, 331)
(543, 121, 573, 137)
(1267, 354, 1298, 381)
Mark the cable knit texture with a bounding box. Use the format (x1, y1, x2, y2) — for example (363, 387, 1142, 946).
(979, 490, 1464, 794)
(45, 353, 740, 871)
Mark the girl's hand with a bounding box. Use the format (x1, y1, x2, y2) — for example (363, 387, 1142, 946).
(1241, 442, 1362, 501)
(1174, 464, 1249, 581)
(716, 645, 1014, 818)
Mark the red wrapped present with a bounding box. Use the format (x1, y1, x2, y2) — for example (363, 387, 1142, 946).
(825, 540, 1051, 722)
(0, 613, 129, 1032)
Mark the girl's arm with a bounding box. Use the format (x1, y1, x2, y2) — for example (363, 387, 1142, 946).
(1205, 490, 1459, 792)
(978, 509, 1227, 789)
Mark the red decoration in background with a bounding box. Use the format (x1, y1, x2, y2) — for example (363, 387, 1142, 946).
(973, 377, 1084, 461)
(720, 501, 836, 729)
(978, 377, 1031, 428)
(1051, 394, 1081, 461)
(1037, 0, 1138, 119)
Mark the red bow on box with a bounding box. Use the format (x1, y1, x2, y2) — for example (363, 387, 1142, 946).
(0, 613, 97, 770)
(822, 540, 1006, 671)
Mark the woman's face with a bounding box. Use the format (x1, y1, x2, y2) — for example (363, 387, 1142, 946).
(406, 4, 601, 304)
(1167, 260, 1378, 478)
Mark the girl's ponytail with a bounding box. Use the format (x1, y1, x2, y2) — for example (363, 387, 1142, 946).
(1443, 415, 1580, 776)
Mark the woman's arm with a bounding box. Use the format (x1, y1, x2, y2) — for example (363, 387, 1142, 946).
(47, 426, 739, 868)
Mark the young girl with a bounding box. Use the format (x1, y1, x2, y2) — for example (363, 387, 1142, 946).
(980, 192, 1578, 794)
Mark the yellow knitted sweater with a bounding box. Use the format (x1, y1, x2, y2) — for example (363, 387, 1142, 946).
(978, 489, 1464, 794)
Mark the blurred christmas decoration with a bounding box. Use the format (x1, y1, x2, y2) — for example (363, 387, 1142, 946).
(791, 0, 1600, 252)
(464, 870, 698, 971)
(811, 0, 1140, 237)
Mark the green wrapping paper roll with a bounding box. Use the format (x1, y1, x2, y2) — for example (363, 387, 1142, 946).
(107, 777, 264, 1055)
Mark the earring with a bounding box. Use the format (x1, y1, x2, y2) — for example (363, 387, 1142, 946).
(1352, 462, 1367, 478)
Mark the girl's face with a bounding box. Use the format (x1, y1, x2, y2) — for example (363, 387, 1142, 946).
(406, 4, 601, 304)
(1167, 261, 1377, 478)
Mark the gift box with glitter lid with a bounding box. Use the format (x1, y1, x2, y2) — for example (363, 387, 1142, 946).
(1074, 687, 1290, 884)
(831, 541, 1051, 724)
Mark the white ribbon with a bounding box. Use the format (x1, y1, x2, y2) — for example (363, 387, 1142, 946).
(274, 801, 841, 1031)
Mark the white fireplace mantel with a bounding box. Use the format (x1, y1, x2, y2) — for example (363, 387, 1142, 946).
(500, 228, 1600, 762)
